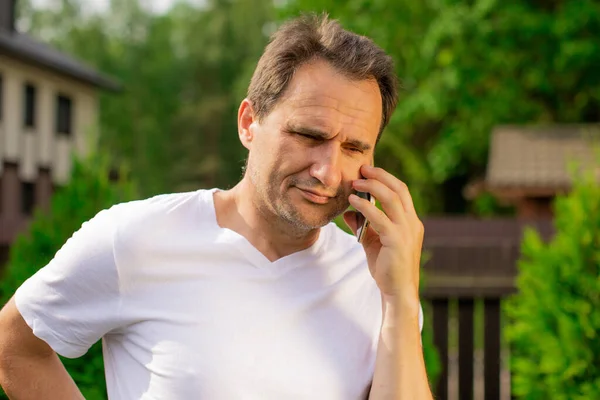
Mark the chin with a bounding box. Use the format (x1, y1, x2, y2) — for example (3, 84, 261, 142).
(286, 205, 340, 230)
(302, 216, 333, 228)
(289, 217, 331, 231)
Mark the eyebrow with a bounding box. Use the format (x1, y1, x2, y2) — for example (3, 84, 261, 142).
(284, 123, 373, 152)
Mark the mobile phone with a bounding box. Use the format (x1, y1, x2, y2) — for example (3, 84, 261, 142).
(355, 191, 376, 243)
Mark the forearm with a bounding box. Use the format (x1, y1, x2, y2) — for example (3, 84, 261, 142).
(369, 297, 433, 400)
(0, 353, 84, 400)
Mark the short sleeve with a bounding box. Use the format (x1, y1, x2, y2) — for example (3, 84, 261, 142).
(14, 206, 124, 359)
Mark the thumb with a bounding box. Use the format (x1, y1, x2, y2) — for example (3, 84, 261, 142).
(343, 210, 359, 236)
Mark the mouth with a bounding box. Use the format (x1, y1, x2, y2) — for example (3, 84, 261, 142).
(295, 187, 334, 204)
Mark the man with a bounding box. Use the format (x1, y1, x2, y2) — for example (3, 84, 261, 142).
(0, 14, 433, 400)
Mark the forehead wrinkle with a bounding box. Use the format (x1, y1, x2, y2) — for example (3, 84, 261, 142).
(287, 92, 376, 116)
(273, 59, 383, 121)
(288, 104, 376, 138)
(286, 91, 377, 122)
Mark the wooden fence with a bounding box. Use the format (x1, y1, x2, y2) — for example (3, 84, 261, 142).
(421, 217, 554, 400)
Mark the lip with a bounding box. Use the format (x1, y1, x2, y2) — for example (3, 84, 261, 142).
(296, 187, 332, 204)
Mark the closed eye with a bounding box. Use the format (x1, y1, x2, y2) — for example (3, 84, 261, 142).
(347, 147, 363, 153)
(295, 132, 320, 141)
(286, 126, 370, 154)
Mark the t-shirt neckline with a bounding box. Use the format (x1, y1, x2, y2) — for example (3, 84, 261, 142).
(202, 188, 330, 271)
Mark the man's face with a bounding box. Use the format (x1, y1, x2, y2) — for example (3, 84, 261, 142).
(241, 59, 382, 232)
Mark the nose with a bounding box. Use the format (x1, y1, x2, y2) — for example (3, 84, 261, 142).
(309, 142, 342, 189)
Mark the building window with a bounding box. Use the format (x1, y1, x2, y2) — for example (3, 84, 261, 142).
(0, 175, 3, 214)
(24, 83, 37, 128)
(0, 74, 4, 121)
(21, 181, 36, 215)
(56, 94, 73, 136)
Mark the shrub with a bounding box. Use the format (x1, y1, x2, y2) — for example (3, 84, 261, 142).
(504, 170, 600, 400)
(0, 153, 138, 400)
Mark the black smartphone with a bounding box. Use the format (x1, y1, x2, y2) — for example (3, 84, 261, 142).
(355, 191, 376, 243)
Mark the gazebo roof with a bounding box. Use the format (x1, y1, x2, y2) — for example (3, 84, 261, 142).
(485, 124, 600, 196)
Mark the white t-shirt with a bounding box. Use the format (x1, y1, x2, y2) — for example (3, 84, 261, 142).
(15, 189, 423, 399)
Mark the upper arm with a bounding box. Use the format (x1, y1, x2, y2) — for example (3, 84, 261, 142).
(0, 297, 55, 361)
(11, 207, 128, 359)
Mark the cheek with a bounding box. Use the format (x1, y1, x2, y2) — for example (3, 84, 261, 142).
(338, 158, 366, 191)
(345, 158, 365, 180)
(250, 131, 277, 162)
(270, 136, 303, 165)
(249, 136, 290, 180)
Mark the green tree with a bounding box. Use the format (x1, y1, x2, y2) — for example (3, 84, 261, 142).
(168, 0, 275, 191)
(419, 284, 442, 388)
(0, 154, 139, 400)
(504, 166, 600, 399)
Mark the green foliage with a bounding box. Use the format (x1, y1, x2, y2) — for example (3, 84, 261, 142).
(504, 169, 600, 399)
(420, 299, 442, 388)
(167, 0, 274, 191)
(417, 250, 442, 387)
(0, 153, 139, 400)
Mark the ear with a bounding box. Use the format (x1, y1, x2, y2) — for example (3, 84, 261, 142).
(238, 99, 256, 150)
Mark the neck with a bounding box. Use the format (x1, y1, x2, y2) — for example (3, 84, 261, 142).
(213, 177, 321, 262)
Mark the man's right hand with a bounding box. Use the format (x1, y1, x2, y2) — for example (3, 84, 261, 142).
(0, 297, 84, 399)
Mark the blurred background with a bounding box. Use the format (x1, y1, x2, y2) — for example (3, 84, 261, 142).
(0, 0, 599, 399)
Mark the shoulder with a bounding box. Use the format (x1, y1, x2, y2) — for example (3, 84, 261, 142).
(103, 189, 215, 245)
(106, 188, 216, 228)
(111, 189, 206, 217)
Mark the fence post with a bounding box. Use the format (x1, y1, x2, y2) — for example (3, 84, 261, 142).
(484, 297, 501, 400)
(459, 298, 474, 400)
(432, 298, 449, 400)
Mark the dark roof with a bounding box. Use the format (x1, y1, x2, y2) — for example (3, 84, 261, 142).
(0, 30, 120, 91)
(486, 124, 600, 190)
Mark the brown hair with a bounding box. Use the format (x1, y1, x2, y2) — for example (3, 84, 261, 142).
(247, 13, 398, 141)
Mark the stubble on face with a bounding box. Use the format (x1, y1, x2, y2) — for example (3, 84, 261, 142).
(275, 166, 349, 230)
(246, 156, 350, 236)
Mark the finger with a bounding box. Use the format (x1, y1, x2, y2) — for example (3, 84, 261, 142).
(348, 193, 396, 239)
(360, 165, 416, 214)
(352, 178, 406, 225)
